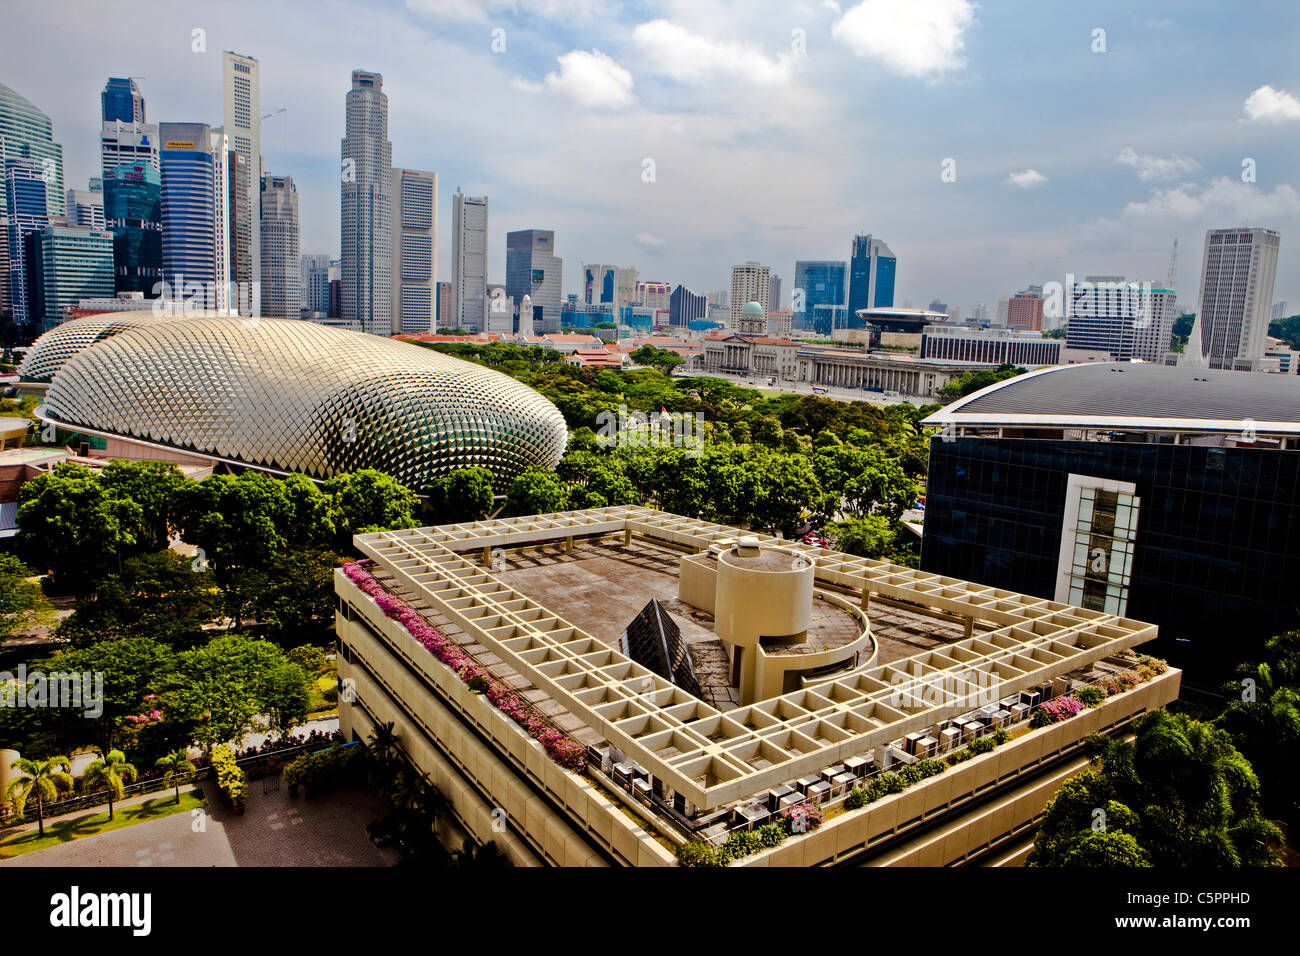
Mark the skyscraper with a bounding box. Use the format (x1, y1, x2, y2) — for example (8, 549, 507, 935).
(101, 77, 145, 124)
(4, 160, 50, 325)
(158, 122, 229, 309)
(769, 274, 782, 311)
(222, 51, 260, 314)
(223, 147, 251, 310)
(259, 173, 299, 318)
(1193, 227, 1281, 371)
(1006, 292, 1044, 332)
(103, 161, 161, 296)
(301, 252, 332, 313)
(669, 284, 707, 327)
(340, 69, 392, 336)
(0, 83, 65, 218)
(729, 262, 770, 328)
(65, 183, 104, 230)
(506, 229, 562, 333)
(435, 280, 452, 330)
(793, 260, 847, 333)
(847, 234, 895, 319)
(29, 225, 114, 328)
(391, 167, 437, 334)
(451, 188, 488, 332)
(1065, 276, 1176, 362)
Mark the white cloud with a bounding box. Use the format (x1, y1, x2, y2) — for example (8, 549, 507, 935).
(1116, 147, 1201, 182)
(831, 0, 976, 79)
(1123, 176, 1300, 219)
(632, 19, 798, 86)
(635, 232, 667, 253)
(1005, 169, 1047, 189)
(406, 0, 613, 22)
(1243, 85, 1300, 123)
(518, 49, 635, 108)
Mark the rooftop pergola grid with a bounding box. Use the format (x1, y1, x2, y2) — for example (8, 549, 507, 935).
(355, 506, 1157, 809)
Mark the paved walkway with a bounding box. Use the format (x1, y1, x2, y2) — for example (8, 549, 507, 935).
(1, 780, 397, 867)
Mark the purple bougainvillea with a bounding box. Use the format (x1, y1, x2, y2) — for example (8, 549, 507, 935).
(342, 562, 585, 772)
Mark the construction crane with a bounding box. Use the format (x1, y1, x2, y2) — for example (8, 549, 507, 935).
(261, 108, 286, 121)
(1166, 237, 1178, 294)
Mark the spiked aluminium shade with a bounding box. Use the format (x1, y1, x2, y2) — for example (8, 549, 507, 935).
(40, 316, 568, 488)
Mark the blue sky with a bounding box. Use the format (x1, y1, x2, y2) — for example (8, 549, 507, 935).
(6, 0, 1299, 315)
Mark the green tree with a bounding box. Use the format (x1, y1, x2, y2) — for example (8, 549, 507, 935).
(83, 749, 138, 820)
(58, 550, 219, 649)
(170, 472, 291, 625)
(163, 634, 310, 747)
(504, 467, 571, 517)
(630, 345, 684, 375)
(16, 462, 145, 593)
(3, 755, 74, 836)
(246, 548, 344, 643)
(0, 553, 53, 639)
(324, 468, 420, 547)
(281, 473, 336, 548)
(424, 467, 497, 524)
(154, 748, 197, 804)
(97, 459, 187, 551)
(1029, 711, 1283, 867)
(829, 514, 900, 560)
(938, 364, 1026, 402)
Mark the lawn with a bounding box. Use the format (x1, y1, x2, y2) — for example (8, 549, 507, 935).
(0, 788, 206, 860)
(306, 670, 339, 715)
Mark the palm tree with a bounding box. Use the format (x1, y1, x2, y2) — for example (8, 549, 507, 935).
(4, 755, 74, 837)
(154, 749, 196, 804)
(82, 750, 138, 821)
(448, 838, 509, 869)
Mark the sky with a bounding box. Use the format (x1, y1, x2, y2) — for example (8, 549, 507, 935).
(5, 0, 1300, 316)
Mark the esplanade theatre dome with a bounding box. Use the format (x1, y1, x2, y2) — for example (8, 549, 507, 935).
(37, 316, 568, 488)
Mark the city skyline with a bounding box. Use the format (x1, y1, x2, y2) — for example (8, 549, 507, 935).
(2, 0, 1299, 318)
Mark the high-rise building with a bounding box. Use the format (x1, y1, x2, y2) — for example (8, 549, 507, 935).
(635, 280, 671, 310)
(706, 289, 728, 309)
(1065, 276, 1175, 363)
(769, 274, 782, 311)
(451, 189, 488, 332)
(28, 225, 114, 328)
(328, 258, 342, 318)
(4, 160, 50, 325)
(729, 262, 770, 328)
(995, 297, 1010, 327)
(0, 83, 65, 218)
(158, 122, 229, 310)
(1006, 292, 1044, 332)
(435, 280, 452, 330)
(340, 70, 393, 336)
(222, 52, 261, 314)
(259, 174, 299, 318)
(1193, 227, 1281, 371)
(222, 148, 252, 311)
(582, 264, 637, 313)
(506, 229, 562, 333)
(669, 284, 707, 327)
(101, 77, 145, 124)
(301, 253, 332, 313)
(103, 161, 161, 296)
(100, 121, 159, 183)
(65, 183, 104, 230)
(390, 167, 436, 334)
(793, 260, 847, 333)
(1272, 301, 1290, 321)
(847, 234, 895, 318)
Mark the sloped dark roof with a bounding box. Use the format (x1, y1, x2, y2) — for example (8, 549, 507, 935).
(619, 599, 702, 699)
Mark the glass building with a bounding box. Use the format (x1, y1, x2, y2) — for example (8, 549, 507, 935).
(0, 82, 65, 219)
(922, 362, 1300, 681)
(507, 229, 562, 334)
(846, 234, 895, 324)
(103, 162, 161, 295)
(793, 259, 846, 333)
(4, 159, 50, 325)
(28, 226, 114, 328)
(101, 77, 146, 123)
(158, 122, 225, 305)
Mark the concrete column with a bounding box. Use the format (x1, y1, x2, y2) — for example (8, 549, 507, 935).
(964, 615, 974, 639)
(623, 529, 632, 546)
(482, 546, 492, 566)
(565, 535, 573, 553)
(861, 586, 871, 610)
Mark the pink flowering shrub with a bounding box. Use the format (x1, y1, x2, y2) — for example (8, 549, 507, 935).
(1040, 695, 1085, 723)
(342, 561, 585, 773)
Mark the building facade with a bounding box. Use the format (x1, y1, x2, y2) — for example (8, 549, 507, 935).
(101, 162, 161, 297)
(729, 262, 770, 329)
(1194, 227, 1281, 371)
(847, 234, 895, 319)
(669, 284, 707, 327)
(158, 122, 229, 310)
(506, 229, 562, 334)
(222, 52, 260, 315)
(259, 174, 299, 318)
(4, 160, 50, 326)
(301, 252, 332, 313)
(390, 167, 436, 334)
(922, 362, 1300, 679)
(451, 189, 487, 332)
(793, 259, 847, 333)
(921, 326, 1062, 366)
(340, 70, 393, 336)
(1064, 276, 1175, 363)
(29, 226, 114, 327)
(65, 185, 104, 230)
(1006, 292, 1044, 332)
